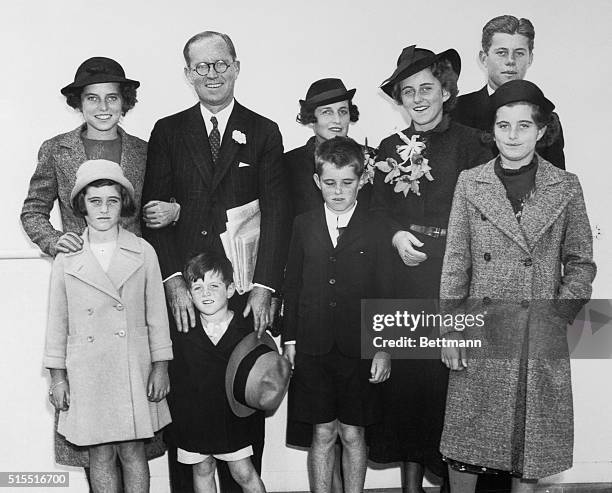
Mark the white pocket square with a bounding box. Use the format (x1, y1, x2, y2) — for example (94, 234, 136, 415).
(238, 162, 251, 168)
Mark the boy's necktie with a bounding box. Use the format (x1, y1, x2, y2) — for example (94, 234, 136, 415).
(209, 116, 220, 164)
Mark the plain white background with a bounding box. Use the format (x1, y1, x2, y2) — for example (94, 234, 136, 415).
(1, 0, 611, 491)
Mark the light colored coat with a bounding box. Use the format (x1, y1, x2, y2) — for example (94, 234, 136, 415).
(439, 157, 596, 479)
(44, 227, 172, 446)
(21, 125, 146, 256)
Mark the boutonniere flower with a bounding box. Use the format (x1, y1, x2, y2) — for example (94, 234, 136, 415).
(232, 130, 247, 144)
(373, 131, 433, 197)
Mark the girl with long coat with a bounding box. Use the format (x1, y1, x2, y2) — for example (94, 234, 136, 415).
(439, 80, 596, 492)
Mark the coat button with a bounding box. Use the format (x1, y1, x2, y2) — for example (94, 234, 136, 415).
(201, 230, 208, 236)
(521, 300, 530, 308)
(116, 330, 126, 337)
(87, 308, 94, 315)
(115, 303, 124, 311)
(481, 213, 487, 221)
(329, 256, 336, 262)
(524, 258, 533, 267)
(484, 253, 491, 261)
(329, 278, 336, 285)
(329, 301, 337, 308)
(483, 296, 491, 305)
(87, 336, 94, 343)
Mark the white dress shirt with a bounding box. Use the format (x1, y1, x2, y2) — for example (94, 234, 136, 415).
(324, 201, 358, 248)
(200, 99, 235, 139)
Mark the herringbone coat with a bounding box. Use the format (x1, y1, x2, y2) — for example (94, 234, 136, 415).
(439, 157, 596, 478)
(21, 125, 146, 256)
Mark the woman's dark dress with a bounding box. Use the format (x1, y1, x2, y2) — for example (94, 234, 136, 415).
(367, 116, 492, 475)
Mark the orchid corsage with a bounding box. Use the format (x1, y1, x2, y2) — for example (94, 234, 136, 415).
(374, 131, 433, 196)
(361, 140, 377, 186)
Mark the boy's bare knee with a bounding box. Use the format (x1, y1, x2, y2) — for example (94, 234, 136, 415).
(338, 423, 364, 447)
(313, 421, 338, 446)
(228, 458, 257, 485)
(193, 457, 216, 479)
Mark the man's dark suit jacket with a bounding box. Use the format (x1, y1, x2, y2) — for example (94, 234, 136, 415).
(452, 85, 566, 169)
(142, 101, 290, 291)
(283, 201, 392, 358)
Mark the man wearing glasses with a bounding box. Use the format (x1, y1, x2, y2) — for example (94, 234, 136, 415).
(141, 31, 289, 492)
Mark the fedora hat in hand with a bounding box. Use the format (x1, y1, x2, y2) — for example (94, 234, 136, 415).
(380, 45, 461, 98)
(226, 332, 292, 417)
(300, 78, 356, 109)
(61, 57, 140, 95)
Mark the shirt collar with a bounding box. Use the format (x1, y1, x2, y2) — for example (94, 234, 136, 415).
(487, 84, 496, 96)
(324, 200, 358, 229)
(200, 99, 235, 138)
(200, 310, 234, 345)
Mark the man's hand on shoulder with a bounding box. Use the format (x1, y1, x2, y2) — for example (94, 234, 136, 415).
(164, 275, 196, 332)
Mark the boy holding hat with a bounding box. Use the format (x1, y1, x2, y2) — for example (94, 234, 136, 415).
(283, 136, 392, 493)
(172, 251, 289, 493)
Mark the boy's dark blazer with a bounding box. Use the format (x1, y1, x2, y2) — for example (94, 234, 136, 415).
(284, 201, 392, 357)
(169, 314, 261, 453)
(142, 101, 290, 291)
(452, 85, 566, 170)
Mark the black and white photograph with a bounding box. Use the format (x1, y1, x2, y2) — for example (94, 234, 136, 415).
(2, 0, 611, 491)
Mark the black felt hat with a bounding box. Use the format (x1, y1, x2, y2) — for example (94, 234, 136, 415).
(489, 79, 555, 120)
(300, 78, 356, 109)
(61, 57, 140, 95)
(380, 45, 461, 97)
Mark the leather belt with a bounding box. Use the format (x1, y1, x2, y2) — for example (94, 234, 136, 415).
(409, 224, 447, 238)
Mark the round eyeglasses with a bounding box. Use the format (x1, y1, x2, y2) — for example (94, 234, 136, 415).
(192, 60, 232, 76)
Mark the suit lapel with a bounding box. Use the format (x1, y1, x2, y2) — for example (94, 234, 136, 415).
(105, 228, 144, 291)
(183, 104, 214, 184)
(519, 158, 572, 250)
(335, 202, 366, 254)
(468, 161, 530, 254)
(311, 206, 334, 252)
(211, 102, 247, 192)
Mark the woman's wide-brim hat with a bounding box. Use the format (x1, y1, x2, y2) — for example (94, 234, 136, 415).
(380, 45, 461, 98)
(489, 79, 555, 122)
(300, 78, 356, 109)
(226, 332, 291, 417)
(61, 57, 140, 95)
(70, 159, 135, 208)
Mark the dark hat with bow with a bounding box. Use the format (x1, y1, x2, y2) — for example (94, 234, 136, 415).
(300, 78, 356, 109)
(380, 45, 461, 97)
(61, 57, 140, 95)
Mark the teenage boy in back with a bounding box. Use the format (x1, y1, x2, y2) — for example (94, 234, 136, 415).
(172, 251, 265, 493)
(283, 136, 392, 493)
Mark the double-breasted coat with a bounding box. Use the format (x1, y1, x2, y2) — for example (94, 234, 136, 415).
(21, 125, 147, 256)
(44, 227, 173, 446)
(439, 157, 596, 479)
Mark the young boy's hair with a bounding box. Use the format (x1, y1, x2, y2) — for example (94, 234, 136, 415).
(72, 179, 136, 218)
(314, 136, 364, 176)
(183, 251, 234, 286)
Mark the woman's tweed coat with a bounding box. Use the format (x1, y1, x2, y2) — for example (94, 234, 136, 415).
(21, 125, 146, 256)
(439, 157, 596, 479)
(44, 227, 172, 446)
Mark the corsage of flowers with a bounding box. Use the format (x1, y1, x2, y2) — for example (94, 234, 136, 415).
(374, 131, 433, 196)
(232, 130, 247, 144)
(361, 140, 377, 186)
